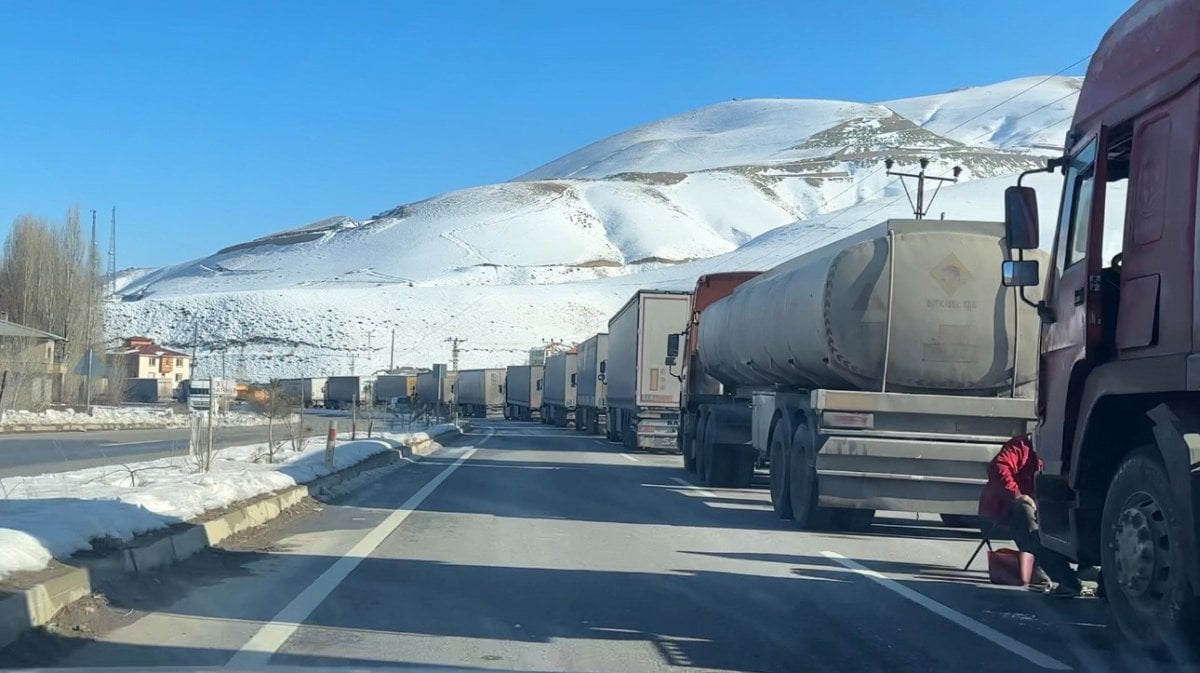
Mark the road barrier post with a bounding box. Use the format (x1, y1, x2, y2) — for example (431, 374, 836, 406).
(325, 421, 336, 469)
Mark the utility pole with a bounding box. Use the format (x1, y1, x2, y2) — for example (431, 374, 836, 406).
(444, 337, 466, 371)
(884, 158, 962, 220)
(366, 329, 375, 372)
(389, 329, 396, 372)
(85, 210, 98, 413)
(109, 207, 117, 296)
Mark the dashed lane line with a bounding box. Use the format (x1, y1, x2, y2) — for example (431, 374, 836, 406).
(225, 429, 492, 666)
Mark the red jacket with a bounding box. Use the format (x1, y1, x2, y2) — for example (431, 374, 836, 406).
(978, 434, 1041, 521)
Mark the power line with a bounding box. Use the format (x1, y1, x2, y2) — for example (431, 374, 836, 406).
(711, 58, 1091, 276)
(444, 337, 466, 371)
(932, 55, 1091, 141)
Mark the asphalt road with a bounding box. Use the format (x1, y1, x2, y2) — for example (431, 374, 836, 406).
(0, 412, 402, 478)
(7, 419, 1185, 672)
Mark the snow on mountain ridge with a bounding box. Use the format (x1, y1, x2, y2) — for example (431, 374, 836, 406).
(520, 76, 1081, 181)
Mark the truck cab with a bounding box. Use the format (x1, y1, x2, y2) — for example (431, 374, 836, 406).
(675, 272, 761, 475)
(1001, 0, 1200, 648)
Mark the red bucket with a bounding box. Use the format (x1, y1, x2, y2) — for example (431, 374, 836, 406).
(987, 548, 1035, 586)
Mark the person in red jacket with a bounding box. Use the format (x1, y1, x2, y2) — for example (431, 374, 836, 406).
(979, 433, 1083, 596)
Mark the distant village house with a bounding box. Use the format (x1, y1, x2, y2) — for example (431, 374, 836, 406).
(0, 315, 67, 409)
(110, 337, 192, 402)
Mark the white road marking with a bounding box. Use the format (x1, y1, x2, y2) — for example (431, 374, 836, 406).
(100, 439, 163, 447)
(225, 430, 489, 666)
(821, 551, 1072, 671)
(669, 476, 716, 498)
(620, 453, 639, 462)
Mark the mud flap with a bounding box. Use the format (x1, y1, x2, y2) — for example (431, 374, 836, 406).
(1147, 403, 1200, 593)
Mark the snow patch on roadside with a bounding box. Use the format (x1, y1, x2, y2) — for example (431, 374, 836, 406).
(0, 424, 456, 580)
(0, 406, 285, 429)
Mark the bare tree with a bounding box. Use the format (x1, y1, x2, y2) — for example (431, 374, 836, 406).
(0, 208, 104, 405)
(254, 381, 297, 463)
(100, 351, 131, 404)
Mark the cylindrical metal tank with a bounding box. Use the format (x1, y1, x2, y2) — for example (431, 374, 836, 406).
(699, 219, 1044, 394)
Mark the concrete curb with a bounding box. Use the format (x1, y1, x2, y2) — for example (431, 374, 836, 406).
(0, 423, 467, 649)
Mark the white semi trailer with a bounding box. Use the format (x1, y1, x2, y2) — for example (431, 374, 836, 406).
(541, 351, 578, 427)
(606, 290, 691, 451)
(575, 333, 608, 435)
(504, 365, 543, 421)
(455, 368, 506, 418)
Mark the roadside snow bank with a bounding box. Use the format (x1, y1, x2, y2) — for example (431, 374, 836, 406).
(0, 406, 280, 429)
(0, 424, 457, 580)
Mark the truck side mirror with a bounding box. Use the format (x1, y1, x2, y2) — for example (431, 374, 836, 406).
(1004, 186, 1040, 250)
(536, 379, 542, 391)
(598, 360, 606, 373)
(570, 373, 576, 387)
(1002, 259, 1041, 287)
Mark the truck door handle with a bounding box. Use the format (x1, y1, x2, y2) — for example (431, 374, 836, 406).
(1074, 288, 1084, 305)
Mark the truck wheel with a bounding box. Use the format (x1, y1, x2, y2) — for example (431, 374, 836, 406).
(695, 410, 711, 483)
(788, 425, 833, 529)
(1101, 449, 1200, 651)
(702, 414, 731, 487)
(682, 425, 697, 474)
(730, 449, 756, 489)
(768, 424, 793, 519)
(623, 424, 637, 452)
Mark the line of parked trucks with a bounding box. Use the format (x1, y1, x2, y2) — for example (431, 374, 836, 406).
(248, 3, 1198, 647)
(468, 218, 1040, 537)
(464, 0, 1200, 648)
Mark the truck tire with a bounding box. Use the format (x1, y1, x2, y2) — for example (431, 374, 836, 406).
(788, 425, 834, 529)
(768, 423, 793, 519)
(701, 414, 730, 487)
(576, 408, 588, 433)
(623, 423, 637, 452)
(695, 410, 711, 483)
(681, 410, 697, 473)
(731, 449, 756, 489)
(1101, 449, 1200, 651)
(682, 428, 696, 473)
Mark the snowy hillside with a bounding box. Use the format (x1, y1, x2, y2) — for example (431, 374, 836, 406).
(109, 76, 1082, 380)
(520, 76, 1080, 180)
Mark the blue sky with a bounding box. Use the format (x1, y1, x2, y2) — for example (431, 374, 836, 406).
(0, 1, 1131, 268)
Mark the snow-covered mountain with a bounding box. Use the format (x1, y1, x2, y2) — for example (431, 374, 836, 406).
(109, 76, 1080, 379)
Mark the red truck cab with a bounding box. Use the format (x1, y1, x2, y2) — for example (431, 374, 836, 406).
(1001, 0, 1200, 648)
